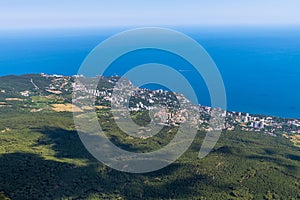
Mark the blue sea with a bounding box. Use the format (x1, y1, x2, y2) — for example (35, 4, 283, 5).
(0, 26, 299, 119)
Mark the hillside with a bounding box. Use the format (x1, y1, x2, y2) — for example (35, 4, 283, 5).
(0, 74, 299, 199)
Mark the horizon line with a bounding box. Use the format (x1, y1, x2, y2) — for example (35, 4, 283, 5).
(1, 23, 300, 31)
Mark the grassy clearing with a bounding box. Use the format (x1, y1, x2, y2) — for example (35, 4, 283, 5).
(5, 98, 24, 101)
(51, 103, 83, 112)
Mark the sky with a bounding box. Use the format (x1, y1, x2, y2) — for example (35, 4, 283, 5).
(0, 0, 300, 29)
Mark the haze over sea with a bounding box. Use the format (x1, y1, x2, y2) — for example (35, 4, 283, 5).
(0, 26, 299, 119)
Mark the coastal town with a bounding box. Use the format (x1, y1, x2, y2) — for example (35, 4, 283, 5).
(73, 74, 300, 142)
(1, 74, 300, 147)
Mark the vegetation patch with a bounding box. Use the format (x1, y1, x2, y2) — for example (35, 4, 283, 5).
(51, 103, 83, 112)
(5, 98, 24, 101)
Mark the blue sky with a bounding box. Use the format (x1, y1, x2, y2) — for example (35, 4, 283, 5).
(0, 0, 300, 29)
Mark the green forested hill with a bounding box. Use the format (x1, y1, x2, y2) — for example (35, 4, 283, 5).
(0, 110, 299, 199)
(0, 74, 52, 95)
(0, 75, 299, 199)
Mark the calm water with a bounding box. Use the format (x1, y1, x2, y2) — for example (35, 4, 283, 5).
(0, 27, 299, 119)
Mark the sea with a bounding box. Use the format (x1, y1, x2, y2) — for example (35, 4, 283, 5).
(0, 26, 299, 119)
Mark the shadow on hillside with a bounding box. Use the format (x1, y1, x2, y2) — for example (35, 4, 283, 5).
(0, 152, 106, 199)
(35, 126, 158, 158)
(0, 152, 213, 199)
(286, 154, 300, 162)
(33, 127, 95, 160)
(0, 126, 215, 199)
